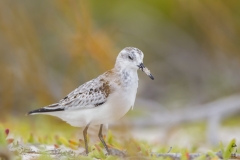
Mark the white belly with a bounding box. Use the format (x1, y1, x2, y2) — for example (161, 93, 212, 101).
(42, 86, 138, 127)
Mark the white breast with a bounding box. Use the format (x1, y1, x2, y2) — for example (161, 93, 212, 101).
(84, 70, 139, 126)
(41, 70, 139, 127)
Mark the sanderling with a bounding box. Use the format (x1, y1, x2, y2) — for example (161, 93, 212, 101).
(27, 47, 154, 154)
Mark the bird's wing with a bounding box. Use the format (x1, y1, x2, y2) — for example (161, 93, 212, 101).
(27, 70, 115, 115)
(44, 73, 112, 111)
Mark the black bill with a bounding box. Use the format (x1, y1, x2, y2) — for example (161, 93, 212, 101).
(137, 63, 154, 80)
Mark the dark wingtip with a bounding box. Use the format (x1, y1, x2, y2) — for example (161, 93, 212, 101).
(26, 110, 37, 116)
(26, 107, 64, 115)
(26, 110, 36, 115)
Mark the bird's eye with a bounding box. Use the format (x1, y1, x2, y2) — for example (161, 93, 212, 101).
(128, 56, 133, 60)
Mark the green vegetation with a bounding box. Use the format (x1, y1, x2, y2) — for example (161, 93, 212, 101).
(0, 118, 239, 159)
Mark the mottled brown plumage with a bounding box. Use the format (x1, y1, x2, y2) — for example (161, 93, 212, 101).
(27, 47, 154, 155)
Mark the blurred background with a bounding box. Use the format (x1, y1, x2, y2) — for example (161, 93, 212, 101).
(1, 0, 240, 148)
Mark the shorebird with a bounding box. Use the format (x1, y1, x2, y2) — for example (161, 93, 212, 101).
(27, 47, 154, 154)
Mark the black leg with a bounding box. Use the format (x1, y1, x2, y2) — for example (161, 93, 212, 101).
(98, 124, 110, 154)
(83, 123, 90, 154)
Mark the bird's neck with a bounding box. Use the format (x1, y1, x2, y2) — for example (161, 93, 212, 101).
(118, 68, 138, 88)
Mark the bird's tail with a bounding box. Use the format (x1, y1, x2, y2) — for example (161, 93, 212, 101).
(26, 103, 64, 115)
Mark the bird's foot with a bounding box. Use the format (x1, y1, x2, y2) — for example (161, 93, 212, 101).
(106, 148, 127, 157)
(81, 151, 88, 156)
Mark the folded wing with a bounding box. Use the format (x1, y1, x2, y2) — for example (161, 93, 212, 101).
(27, 74, 112, 115)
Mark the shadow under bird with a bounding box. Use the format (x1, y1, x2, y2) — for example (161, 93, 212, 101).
(27, 47, 154, 154)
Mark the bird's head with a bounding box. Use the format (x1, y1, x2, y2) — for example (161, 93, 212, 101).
(115, 47, 154, 80)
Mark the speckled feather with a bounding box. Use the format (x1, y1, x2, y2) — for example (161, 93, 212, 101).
(45, 70, 117, 110)
(27, 47, 154, 127)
